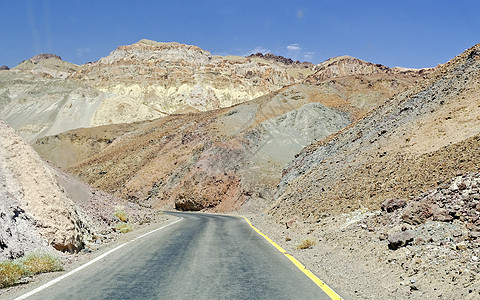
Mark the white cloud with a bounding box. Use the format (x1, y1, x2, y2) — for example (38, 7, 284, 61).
(287, 44, 301, 51)
(303, 51, 315, 60)
(76, 48, 91, 57)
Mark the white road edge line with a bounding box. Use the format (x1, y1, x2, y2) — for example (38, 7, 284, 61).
(14, 217, 184, 300)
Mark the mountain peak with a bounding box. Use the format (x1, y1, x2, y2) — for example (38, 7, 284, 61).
(29, 53, 63, 63)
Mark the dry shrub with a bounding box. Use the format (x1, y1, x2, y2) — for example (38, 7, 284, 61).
(0, 261, 26, 288)
(115, 222, 133, 233)
(114, 206, 128, 222)
(296, 239, 316, 249)
(20, 252, 63, 275)
(0, 250, 63, 289)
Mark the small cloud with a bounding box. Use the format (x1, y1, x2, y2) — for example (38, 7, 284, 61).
(303, 51, 315, 61)
(76, 48, 91, 57)
(287, 44, 301, 51)
(296, 10, 304, 19)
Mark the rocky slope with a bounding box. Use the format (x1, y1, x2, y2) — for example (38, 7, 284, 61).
(306, 55, 431, 83)
(250, 173, 480, 299)
(12, 53, 79, 79)
(71, 39, 314, 114)
(0, 69, 162, 143)
(273, 43, 480, 221)
(0, 120, 88, 258)
(0, 40, 315, 144)
(34, 61, 422, 212)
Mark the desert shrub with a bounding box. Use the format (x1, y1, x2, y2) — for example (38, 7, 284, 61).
(296, 239, 316, 249)
(114, 206, 128, 222)
(0, 251, 64, 289)
(0, 261, 26, 288)
(115, 222, 133, 233)
(19, 251, 63, 275)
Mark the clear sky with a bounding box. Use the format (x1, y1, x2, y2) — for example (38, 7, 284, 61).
(1, 0, 479, 69)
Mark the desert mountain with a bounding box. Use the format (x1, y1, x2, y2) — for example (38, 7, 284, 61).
(34, 60, 424, 212)
(12, 53, 79, 79)
(70, 39, 314, 114)
(306, 55, 430, 83)
(0, 40, 315, 144)
(0, 120, 87, 259)
(272, 43, 480, 220)
(0, 70, 162, 143)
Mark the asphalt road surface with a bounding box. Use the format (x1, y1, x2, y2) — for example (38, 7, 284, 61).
(18, 212, 333, 299)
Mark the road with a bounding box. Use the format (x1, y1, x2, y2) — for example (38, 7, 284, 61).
(17, 212, 333, 299)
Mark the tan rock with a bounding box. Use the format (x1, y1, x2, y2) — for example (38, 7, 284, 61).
(0, 120, 87, 252)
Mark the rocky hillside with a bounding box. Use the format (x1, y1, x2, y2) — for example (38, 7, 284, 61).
(0, 120, 88, 259)
(273, 43, 480, 221)
(71, 39, 314, 114)
(0, 71, 162, 143)
(0, 40, 315, 144)
(306, 55, 431, 83)
(12, 53, 79, 79)
(34, 62, 422, 212)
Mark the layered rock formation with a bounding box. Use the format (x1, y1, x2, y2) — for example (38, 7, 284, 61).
(305, 55, 431, 83)
(0, 40, 316, 144)
(35, 61, 422, 212)
(71, 39, 314, 114)
(273, 43, 480, 220)
(0, 121, 87, 258)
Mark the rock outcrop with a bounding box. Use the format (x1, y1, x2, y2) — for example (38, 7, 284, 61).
(305, 55, 431, 83)
(246, 52, 314, 68)
(0, 71, 162, 143)
(0, 65, 9, 71)
(13, 53, 79, 79)
(71, 39, 314, 114)
(0, 120, 87, 256)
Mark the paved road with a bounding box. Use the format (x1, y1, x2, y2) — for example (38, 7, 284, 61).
(19, 212, 332, 299)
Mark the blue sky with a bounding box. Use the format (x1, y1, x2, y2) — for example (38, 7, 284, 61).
(1, 0, 479, 68)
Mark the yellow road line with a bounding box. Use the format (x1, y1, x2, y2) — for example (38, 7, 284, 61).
(243, 217, 343, 300)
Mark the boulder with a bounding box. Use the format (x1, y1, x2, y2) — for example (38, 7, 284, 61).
(388, 230, 414, 250)
(381, 198, 407, 212)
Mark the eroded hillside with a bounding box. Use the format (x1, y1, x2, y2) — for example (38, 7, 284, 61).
(71, 39, 314, 114)
(0, 120, 87, 258)
(273, 43, 480, 221)
(35, 60, 423, 212)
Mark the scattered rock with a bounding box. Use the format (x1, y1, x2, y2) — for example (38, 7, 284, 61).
(381, 198, 407, 212)
(456, 242, 468, 250)
(285, 216, 299, 229)
(402, 201, 432, 225)
(388, 230, 414, 250)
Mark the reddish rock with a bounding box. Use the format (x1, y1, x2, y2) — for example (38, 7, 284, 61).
(402, 201, 433, 225)
(381, 198, 407, 212)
